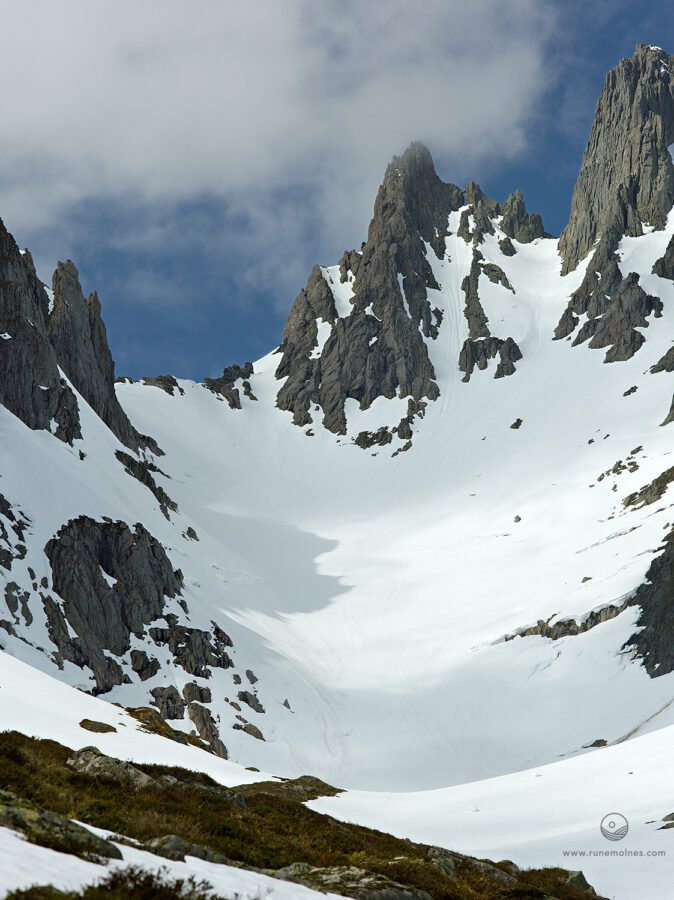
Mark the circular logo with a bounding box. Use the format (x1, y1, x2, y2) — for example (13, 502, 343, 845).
(600, 813, 629, 841)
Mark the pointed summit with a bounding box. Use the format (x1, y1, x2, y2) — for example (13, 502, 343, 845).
(554, 45, 673, 362)
(48, 260, 146, 452)
(275, 143, 464, 438)
(560, 43, 674, 274)
(0, 219, 81, 444)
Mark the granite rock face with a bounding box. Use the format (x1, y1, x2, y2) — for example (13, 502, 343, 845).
(130, 648, 160, 681)
(187, 702, 228, 758)
(0, 221, 81, 443)
(499, 190, 545, 244)
(626, 525, 674, 676)
(115, 450, 177, 519)
(44, 516, 184, 693)
(149, 618, 233, 678)
(586, 272, 662, 361)
(66, 746, 163, 791)
(653, 234, 674, 280)
(204, 362, 256, 408)
(556, 45, 674, 359)
(151, 685, 186, 720)
(0, 494, 29, 576)
(560, 45, 674, 274)
(0, 213, 159, 452)
(275, 151, 538, 434)
(458, 249, 522, 382)
(276, 143, 463, 435)
(48, 261, 147, 451)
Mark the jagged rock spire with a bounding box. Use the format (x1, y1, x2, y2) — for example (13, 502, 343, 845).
(554, 45, 674, 362)
(0, 219, 81, 443)
(560, 44, 674, 274)
(275, 143, 464, 435)
(48, 260, 147, 451)
(0, 210, 159, 453)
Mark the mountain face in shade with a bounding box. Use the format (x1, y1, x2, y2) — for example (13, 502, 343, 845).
(0, 222, 81, 444)
(2, 49, 674, 900)
(0, 223, 153, 453)
(48, 261, 150, 453)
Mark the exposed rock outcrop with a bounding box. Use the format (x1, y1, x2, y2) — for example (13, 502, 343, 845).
(560, 45, 674, 274)
(462, 252, 490, 339)
(66, 746, 163, 791)
(481, 262, 514, 292)
(662, 394, 674, 426)
(0, 788, 122, 862)
(130, 648, 160, 681)
(498, 236, 516, 256)
(625, 526, 674, 676)
(150, 686, 186, 719)
(44, 516, 184, 693)
(147, 834, 234, 865)
(653, 234, 674, 280)
(623, 465, 674, 509)
(651, 345, 674, 373)
(0, 212, 162, 452)
(183, 682, 212, 703)
(115, 450, 177, 519)
(459, 336, 522, 382)
(0, 221, 81, 443)
(149, 618, 233, 677)
(238, 689, 265, 713)
(458, 250, 522, 381)
(142, 374, 184, 396)
(583, 272, 662, 362)
(499, 190, 546, 243)
(187, 702, 228, 758)
(556, 46, 674, 359)
(505, 601, 631, 643)
(48, 261, 149, 451)
(0, 494, 29, 574)
(204, 362, 255, 408)
(233, 721, 265, 741)
(275, 862, 433, 899)
(276, 143, 463, 435)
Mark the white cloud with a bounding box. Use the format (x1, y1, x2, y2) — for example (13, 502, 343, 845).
(0, 0, 558, 312)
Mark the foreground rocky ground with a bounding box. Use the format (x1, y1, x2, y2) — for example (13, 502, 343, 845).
(0, 729, 601, 900)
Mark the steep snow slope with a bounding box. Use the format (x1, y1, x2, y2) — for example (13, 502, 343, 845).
(2, 197, 673, 795)
(0, 650, 266, 787)
(109, 211, 674, 790)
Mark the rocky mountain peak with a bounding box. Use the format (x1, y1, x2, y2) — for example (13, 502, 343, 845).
(0, 219, 81, 444)
(275, 142, 464, 439)
(375, 142, 464, 254)
(559, 43, 674, 274)
(48, 259, 149, 452)
(0, 219, 158, 454)
(554, 44, 674, 363)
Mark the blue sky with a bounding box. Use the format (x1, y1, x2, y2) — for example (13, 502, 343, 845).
(1, 1, 673, 382)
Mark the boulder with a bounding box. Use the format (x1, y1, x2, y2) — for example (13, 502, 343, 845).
(66, 746, 163, 791)
(0, 789, 122, 862)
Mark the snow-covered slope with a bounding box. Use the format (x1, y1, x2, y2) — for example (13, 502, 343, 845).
(308, 722, 674, 900)
(111, 208, 674, 790)
(2, 42, 674, 900)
